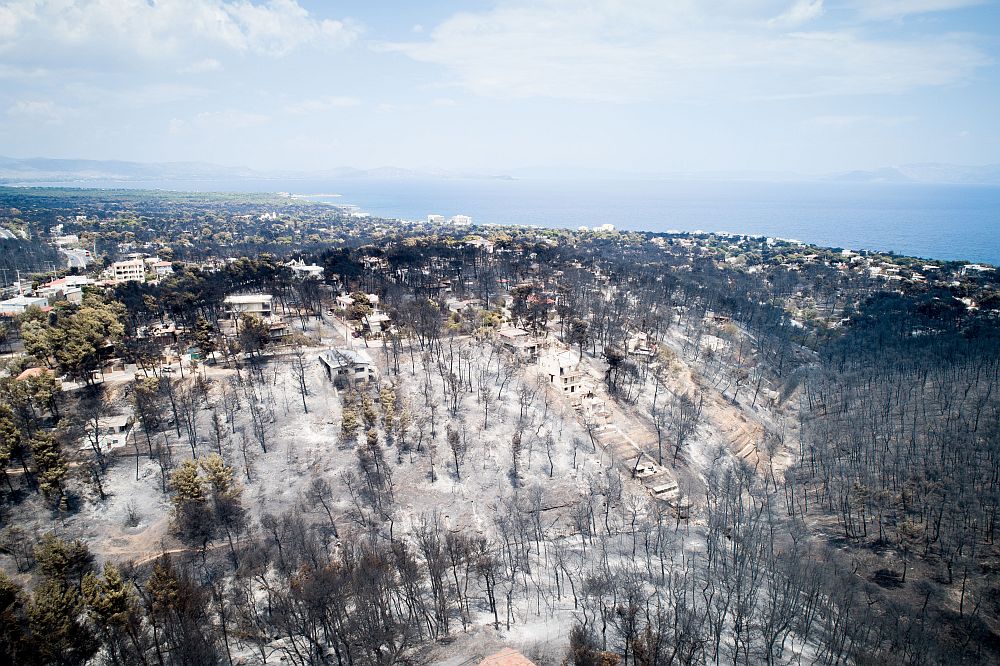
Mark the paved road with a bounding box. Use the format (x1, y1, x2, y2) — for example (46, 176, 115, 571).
(60, 248, 92, 268)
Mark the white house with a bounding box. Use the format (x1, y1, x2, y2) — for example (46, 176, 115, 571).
(446, 297, 482, 314)
(465, 237, 495, 253)
(450, 214, 473, 227)
(224, 294, 273, 319)
(319, 348, 378, 387)
(361, 256, 389, 271)
(427, 214, 445, 224)
(0, 295, 48, 314)
(363, 310, 392, 337)
(81, 414, 134, 453)
(287, 259, 324, 280)
(145, 258, 174, 277)
(38, 275, 92, 293)
(541, 350, 584, 396)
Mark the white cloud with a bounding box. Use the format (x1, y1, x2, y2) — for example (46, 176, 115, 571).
(121, 83, 209, 107)
(168, 118, 189, 135)
(180, 58, 224, 74)
(283, 96, 362, 115)
(767, 0, 824, 28)
(0, 0, 360, 63)
(849, 0, 986, 21)
(383, 0, 990, 103)
(7, 99, 73, 123)
(195, 110, 270, 129)
(0, 64, 50, 79)
(0, 4, 20, 39)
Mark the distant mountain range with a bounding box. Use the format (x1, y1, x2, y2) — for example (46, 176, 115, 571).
(828, 163, 1000, 185)
(1, 155, 998, 186)
(0, 156, 511, 184)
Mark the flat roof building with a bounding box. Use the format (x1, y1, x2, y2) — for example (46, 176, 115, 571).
(111, 258, 146, 283)
(0, 295, 48, 314)
(224, 294, 273, 319)
(319, 348, 378, 387)
(287, 259, 324, 280)
(541, 349, 584, 396)
(498, 326, 541, 361)
(81, 414, 134, 453)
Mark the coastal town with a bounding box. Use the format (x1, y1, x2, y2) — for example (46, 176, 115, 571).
(4, 0, 1000, 662)
(1, 188, 999, 664)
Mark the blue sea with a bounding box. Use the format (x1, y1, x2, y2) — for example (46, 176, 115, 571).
(27, 178, 1000, 264)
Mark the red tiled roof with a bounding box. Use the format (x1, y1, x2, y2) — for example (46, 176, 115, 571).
(16, 367, 52, 381)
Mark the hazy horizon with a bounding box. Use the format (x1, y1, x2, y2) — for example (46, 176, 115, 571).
(1, 0, 998, 175)
(3, 153, 1000, 183)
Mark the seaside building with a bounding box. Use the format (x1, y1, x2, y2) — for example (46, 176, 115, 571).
(450, 214, 472, 227)
(427, 214, 445, 224)
(36, 275, 92, 305)
(221, 294, 289, 341)
(111, 258, 146, 283)
(465, 237, 495, 253)
(287, 259, 324, 280)
(145, 257, 174, 277)
(224, 294, 274, 319)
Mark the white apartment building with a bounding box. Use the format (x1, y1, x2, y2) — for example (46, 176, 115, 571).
(112, 258, 146, 283)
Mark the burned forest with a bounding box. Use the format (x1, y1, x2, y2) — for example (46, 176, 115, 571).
(1, 190, 999, 665)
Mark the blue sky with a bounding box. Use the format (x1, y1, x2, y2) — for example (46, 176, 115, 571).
(0, 0, 997, 174)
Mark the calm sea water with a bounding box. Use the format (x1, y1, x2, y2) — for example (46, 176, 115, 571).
(25, 178, 1000, 264)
